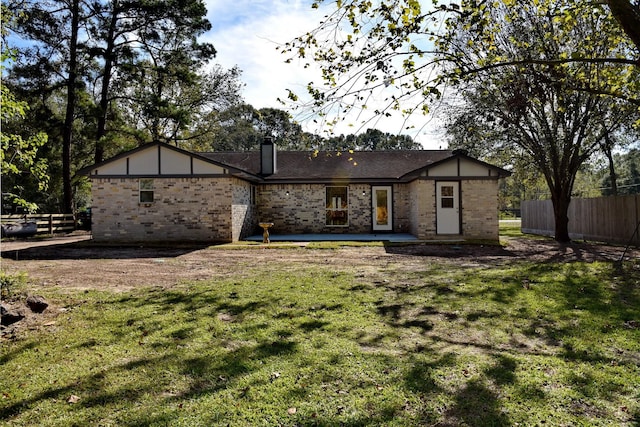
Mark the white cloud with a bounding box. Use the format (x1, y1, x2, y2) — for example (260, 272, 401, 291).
(202, 0, 446, 149)
(203, 1, 318, 104)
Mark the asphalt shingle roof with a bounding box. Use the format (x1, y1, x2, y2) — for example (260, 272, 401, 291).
(203, 150, 454, 182)
(78, 142, 510, 181)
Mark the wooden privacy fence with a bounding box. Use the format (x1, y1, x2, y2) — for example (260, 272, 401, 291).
(521, 195, 640, 246)
(1, 213, 77, 235)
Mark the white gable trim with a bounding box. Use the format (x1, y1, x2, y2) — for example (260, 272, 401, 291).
(420, 156, 503, 178)
(84, 143, 227, 177)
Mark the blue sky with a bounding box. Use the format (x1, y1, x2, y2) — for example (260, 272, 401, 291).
(202, 0, 318, 110)
(201, 0, 446, 149)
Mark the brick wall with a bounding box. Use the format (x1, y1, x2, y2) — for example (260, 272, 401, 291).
(91, 177, 233, 242)
(90, 177, 500, 242)
(461, 179, 499, 240)
(407, 179, 499, 241)
(231, 178, 258, 241)
(393, 183, 412, 234)
(258, 183, 375, 234)
(409, 180, 436, 238)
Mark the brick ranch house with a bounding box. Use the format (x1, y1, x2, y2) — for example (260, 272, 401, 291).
(78, 140, 510, 242)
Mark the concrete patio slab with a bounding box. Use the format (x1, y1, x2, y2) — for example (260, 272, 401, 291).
(244, 233, 419, 243)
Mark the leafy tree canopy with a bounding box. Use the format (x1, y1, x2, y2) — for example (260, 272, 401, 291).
(1, 6, 49, 213)
(325, 128, 421, 151)
(5, 0, 218, 212)
(283, 0, 639, 122)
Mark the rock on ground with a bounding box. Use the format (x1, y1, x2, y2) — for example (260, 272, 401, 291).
(26, 295, 49, 313)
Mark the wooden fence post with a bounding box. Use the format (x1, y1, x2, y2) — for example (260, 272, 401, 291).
(2, 213, 76, 236)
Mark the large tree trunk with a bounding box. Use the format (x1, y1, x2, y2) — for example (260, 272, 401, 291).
(543, 163, 575, 243)
(539, 154, 575, 243)
(551, 195, 571, 243)
(95, 1, 119, 164)
(62, 0, 80, 214)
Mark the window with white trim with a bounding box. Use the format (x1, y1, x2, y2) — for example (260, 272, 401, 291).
(139, 178, 154, 203)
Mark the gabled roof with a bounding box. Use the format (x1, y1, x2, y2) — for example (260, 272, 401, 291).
(203, 150, 456, 182)
(78, 142, 511, 182)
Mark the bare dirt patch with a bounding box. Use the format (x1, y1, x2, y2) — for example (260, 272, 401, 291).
(1, 235, 636, 292)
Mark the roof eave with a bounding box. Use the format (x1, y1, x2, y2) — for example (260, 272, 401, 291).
(259, 177, 407, 184)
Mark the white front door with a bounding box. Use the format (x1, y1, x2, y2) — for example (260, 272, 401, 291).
(372, 186, 392, 231)
(436, 181, 460, 234)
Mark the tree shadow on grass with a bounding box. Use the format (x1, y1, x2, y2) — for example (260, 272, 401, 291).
(4, 258, 638, 426)
(404, 352, 457, 395)
(412, 353, 517, 426)
(401, 351, 519, 426)
(376, 300, 434, 333)
(0, 353, 171, 420)
(4, 283, 302, 422)
(299, 320, 331, 331)
(611, 261, 640, 323)
(2, 311, 299, 425)
(519, 262, 640, 366)
(365, 260, 639, 425)
(0, 340, 37, 365)
(445, 378, 511, 427)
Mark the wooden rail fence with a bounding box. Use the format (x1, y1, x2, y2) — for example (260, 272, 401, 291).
(521, 195, 640, 246)
(1, 213, 77, 235)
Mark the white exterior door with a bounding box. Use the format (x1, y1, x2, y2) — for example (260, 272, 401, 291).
(436, 181, 460, 234)
(372, 186, 392, 231)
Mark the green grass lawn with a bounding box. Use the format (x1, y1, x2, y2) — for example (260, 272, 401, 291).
(2, 244, 639, 426)
(499, 219, 524, 238)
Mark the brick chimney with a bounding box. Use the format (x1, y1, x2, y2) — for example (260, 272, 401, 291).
(260, 137, 276, 176)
